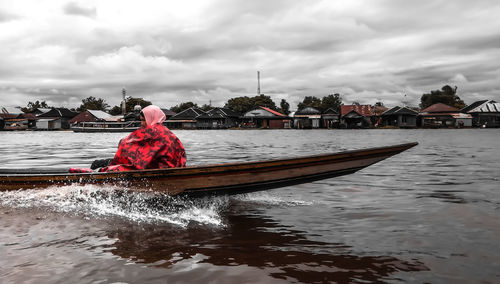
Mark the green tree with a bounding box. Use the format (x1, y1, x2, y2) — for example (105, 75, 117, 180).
(278, 99, 290, 115)
(200, 104, 213, 112)
(108, 97, 152, 115)
(224, 96, 254, 113)
(109, 106, 122, 116)
(321, 93, 342, 112)
(420, 85, 466, 109)
(224, 94, 278, 114)
(125, 97, 152, 112)
(77, 96, 110, 112)
(170, 101, 199, 113)
(20, 100, 51, 113)
(297, 96, 322, 111)
(252, 94, 277, 110)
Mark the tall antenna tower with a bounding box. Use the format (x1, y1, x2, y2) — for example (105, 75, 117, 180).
(257, 71, 261, 95)
(121, 88, 127, 115)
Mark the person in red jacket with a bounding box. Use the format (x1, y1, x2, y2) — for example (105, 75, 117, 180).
(69, 105, 186, 173)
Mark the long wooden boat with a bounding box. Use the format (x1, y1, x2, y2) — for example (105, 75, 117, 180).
(71, 121, 140, 133)
(0, 142, 417, 197)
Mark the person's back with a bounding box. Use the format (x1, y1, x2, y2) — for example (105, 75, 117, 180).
(69, 105, 186, 173)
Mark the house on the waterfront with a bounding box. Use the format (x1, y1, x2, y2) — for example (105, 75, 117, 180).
(69, 110, 113, 124)
(419, 103, 472, 128)
(0, 107, 31, 130)
(242, 106, 289, 129)
(166, 107, 205, 129)
(321, 108, 340, 129)
(294, 107, 321, 129)
(196, 107, 241, 129)
(340, 104, 374, 128)
(461, 100, 500, 128)
(36, 108, 79, 130)
(1, 107, 23, 119)
(380, 106, 419, 128)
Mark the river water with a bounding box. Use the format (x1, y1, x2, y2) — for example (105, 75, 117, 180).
(0, 129, 498, 283)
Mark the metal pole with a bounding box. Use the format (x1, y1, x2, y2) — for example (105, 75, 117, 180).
(121, 88, 126, 115)
(257, 71, 261, 95)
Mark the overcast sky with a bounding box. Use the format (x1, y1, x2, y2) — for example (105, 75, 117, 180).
(1, 0, 499, 110)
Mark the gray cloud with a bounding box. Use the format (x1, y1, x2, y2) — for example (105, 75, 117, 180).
(1, 0, 500, 110)
(63, 2, 96, 18)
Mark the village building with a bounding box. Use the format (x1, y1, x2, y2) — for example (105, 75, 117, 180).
(69, 110, 114, 124)
(0, 107, 31, 130)
(321, 108, 340, 129)
(340, 104, 375, 128)
(36, 108, 78, 130)
(294, 107, 321, 129)
(419, 103, 472, 128)
(461, 100, 500, 128)
(196, 107, 241, 129)
(166, 107, 205, 129)
(242, 106, 290, 129)
(380, 106, 419, 128)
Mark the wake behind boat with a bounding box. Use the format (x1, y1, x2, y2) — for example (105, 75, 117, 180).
(0, 142, 418, 197)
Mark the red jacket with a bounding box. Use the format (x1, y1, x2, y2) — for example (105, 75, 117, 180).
(99, 124, 186, 172)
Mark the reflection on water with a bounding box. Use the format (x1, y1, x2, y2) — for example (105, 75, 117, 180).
(1, 129, 499, 283)
(107, 200, 428, 283)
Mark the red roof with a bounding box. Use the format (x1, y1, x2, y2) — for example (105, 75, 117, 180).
(420, 103, 459, 113)
(341, 104, 374, 117)
(259, 106, 286, 117)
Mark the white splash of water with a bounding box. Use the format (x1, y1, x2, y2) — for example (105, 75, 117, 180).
(0, 185, 226, 227)
(235, 191, 314, 206)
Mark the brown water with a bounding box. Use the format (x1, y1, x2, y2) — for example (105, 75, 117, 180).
(0, 129, 499, 283)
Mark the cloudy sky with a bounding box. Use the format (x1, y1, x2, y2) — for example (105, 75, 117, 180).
(1, 0, 499, 110)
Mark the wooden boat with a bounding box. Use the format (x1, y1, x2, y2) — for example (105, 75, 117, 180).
(0, 142, 417, 197)
(71, 121, 140, 133)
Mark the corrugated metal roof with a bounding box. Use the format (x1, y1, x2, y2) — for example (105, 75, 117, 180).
(259, 106, 286, 117)
(461, 100, 489, 113)
(469, 102, 500, 113)
(170, 107, 205, 120)
(341, 104, 374, 117)
(382, 106, 418, 116)
(296, 107, 320, 115)
(420, 103, 459, 113)
(87, 110, 111, 119)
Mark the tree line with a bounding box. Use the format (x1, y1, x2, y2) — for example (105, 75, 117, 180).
(18, 85, 467, 115)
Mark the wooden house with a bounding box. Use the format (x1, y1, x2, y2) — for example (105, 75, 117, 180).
(461, 100, 500, 128)
(321, 108, 340, 129)
(166, 107, 205, 129)
(294, 107, 321, 129)
(242, 106, 289, 129)
(0, 107, 31, 130)
(340, 104, 374, 128)
(380, 106, 418, 128)
(419, 103, 472, 128)
(36, 108, 78, 129)
(196, 107, 241, 129)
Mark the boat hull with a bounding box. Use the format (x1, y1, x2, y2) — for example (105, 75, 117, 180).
(0, 142, 418, 197)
